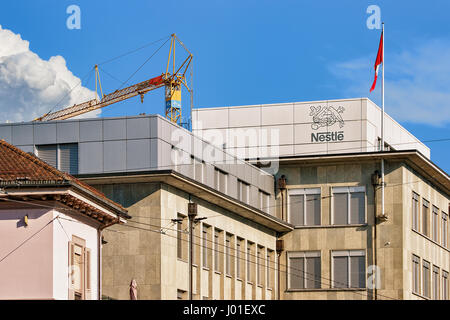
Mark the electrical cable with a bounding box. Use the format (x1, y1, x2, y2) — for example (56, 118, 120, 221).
(97, 35, 171, 66)
(0, 216, 59, 264)
(116, 222, 398, 300)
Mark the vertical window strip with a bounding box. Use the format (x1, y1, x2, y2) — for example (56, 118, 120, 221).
(423, 260, 431, 298)
(412, 255, 420, 294)
(412, 192, 419, 231)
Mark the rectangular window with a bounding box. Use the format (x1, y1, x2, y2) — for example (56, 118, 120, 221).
(36, 143, 78, 174)
(412, 192, 419, 231)
(412, 255, 420, 294)
(288, 188, 321, 226)
(237, 180, 249, 204)
(214, 168, 228, 193)
(332, 187, 365, 225)
(176, 214, 186, 260)
(332, 250, 366, 288)
(202, 225, 210, 268)
(247, 242, 254, 283)
(214, 229, 222, 273)
(257, 246, 264, 286)
(288, 251, 321, 289)
(442, 212, 448, 248)
(423, 260, 431, 298)
(193, 157, 205, 183)
(442, 271, 449, 300)
(225, 233, 233, 276)
(68, 236, 91, 300)
(267, 250, 274, 289)
(258, 190, 270, 212)
(236, 238, 243, 279)
(432, 206, 439, 243)
(433, 266, 440, 300)
(422, 199, 430, 237)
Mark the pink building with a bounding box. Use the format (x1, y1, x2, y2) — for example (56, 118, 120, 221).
(0, 140, 129, 300)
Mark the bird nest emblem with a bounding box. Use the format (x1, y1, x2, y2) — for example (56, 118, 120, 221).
(309, 105, 345, 130)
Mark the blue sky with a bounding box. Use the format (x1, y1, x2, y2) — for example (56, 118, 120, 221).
(0, 0, 449, 172)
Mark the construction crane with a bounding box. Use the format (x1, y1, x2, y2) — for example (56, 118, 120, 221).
(33, 34, 193, 127)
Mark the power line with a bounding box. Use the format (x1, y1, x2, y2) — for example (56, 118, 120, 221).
(0, 196, 396, 299)
(116, 37, 171, 90)
(0, 177, 428, 221)
(0, 216, 59, 265)
(116, 222, 397, 300)
(97, 35, 171, 66)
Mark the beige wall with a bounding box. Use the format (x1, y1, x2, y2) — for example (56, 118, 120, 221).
(401, 165, 450, 300)
(98, 181, 278, 300)
(277, 158, 449, 300)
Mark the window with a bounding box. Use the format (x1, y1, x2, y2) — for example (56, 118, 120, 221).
(202, 225, 210, 268)
(412, 255, 420, 294)
(432, 206, 439, 243)
(214, 229, 222, 273)
(247, 242, 254, 283)
(36, 143, 78, 174)
(422, 199, 430, 237)
(412, 192, 419, 231)
(236, 238, 244, 279)
(442, 212, 448, 248)
(258, 190, 270, 212)
(288, 251, 321, 289)
(332, 250, 366, 288)
(443, 271, 449, 300)
(225, 234, 233, 276)
(332, 187, 365, 225)
(237, 180, 249, 204)
(288, 188, 321, 226)
(433, 266, 440, 300)
(257, 246, 264, 286)
(423, 260, 431, 298)
(176, 214, 186, 260)
(193, 157, 205, 183)
(267, 250, 274, 289)
(214, 168, 228, 193)
(68, 236, 91, 300)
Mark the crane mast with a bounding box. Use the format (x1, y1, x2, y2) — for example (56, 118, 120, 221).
(34, 34, 193, 126)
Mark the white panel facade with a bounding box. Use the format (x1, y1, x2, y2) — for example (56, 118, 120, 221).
(193, 97, 430, 159)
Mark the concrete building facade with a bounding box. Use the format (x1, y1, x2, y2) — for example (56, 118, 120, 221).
(192, 98, 450, 300)
(1, 97, 449, 300)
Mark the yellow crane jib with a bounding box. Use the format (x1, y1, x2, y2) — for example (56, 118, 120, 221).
(34, 33, 193, 126)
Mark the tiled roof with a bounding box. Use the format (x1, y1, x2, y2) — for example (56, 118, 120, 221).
(0, 139, 127, 214)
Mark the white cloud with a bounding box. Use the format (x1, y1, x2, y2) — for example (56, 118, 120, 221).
(0, 25, 99, 123)
(331, 39, 450, 126)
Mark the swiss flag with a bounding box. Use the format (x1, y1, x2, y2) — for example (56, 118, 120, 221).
(370, 31, 383, 92)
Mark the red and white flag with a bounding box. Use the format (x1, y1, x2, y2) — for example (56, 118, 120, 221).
(370, 31, 383, 92)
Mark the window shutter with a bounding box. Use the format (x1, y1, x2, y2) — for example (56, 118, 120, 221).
(306, 194, 321, 226)
(84, 248, 92, 300)
(59, 144, 78, 174)
(333, 256, 348, 288)
(68, 241, 75, 300)
(333, 193, 348, 225)
(37, 144, 57, 168)
(306, 256, 321, 289)
(289, 195, 304, 226)
(350, 192, 365, 224)
(289, 257, 304, 289)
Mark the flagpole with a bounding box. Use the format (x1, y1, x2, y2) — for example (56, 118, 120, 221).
(381, 22, 385, 218)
